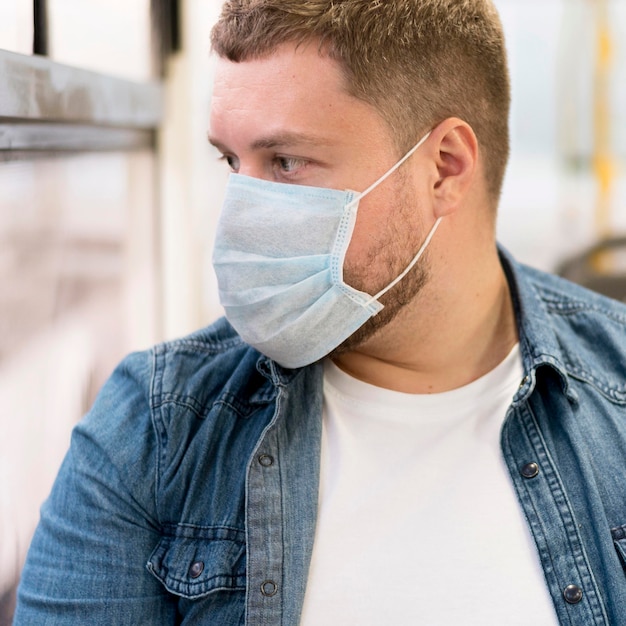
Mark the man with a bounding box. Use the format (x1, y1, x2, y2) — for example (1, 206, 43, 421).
(14, 1, 626, 624)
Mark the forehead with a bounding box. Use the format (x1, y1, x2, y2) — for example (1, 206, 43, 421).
(209, 42, 392, 148)
(212, 41, 344, 107)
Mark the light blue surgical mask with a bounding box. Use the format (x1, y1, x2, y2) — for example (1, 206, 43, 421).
(212, 131, 442, 368)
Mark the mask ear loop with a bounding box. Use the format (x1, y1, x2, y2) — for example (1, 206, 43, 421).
(345, 130, 433, 211)
(369, 216, 443, 303)
(341, 128, 442, 304)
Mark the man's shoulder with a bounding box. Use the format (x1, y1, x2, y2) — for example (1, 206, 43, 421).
(139, 316, 267, 411)
(154, 315, 251, 372)
(79, 317, 271, 467)
(88, 317, 263, 427)
(513, 260, 626, 400)
(518, 261, 626, 324)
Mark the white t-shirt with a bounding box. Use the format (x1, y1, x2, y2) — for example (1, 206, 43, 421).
(300, 345, 558, 625)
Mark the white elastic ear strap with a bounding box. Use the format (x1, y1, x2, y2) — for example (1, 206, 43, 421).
(346, 130, 433, 210)
(342, 128, 441, 304)
(370, 216, 443, 303)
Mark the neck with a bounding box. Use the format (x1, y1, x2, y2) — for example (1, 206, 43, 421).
(331, 245, 518, 394)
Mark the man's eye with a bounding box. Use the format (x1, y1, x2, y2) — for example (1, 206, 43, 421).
(276, 156, 306, 173)
(220, 154, 239, 172)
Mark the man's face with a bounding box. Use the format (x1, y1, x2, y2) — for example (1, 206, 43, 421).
(209, 42, 432, 348)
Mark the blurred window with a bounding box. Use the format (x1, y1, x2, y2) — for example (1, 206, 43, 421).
(48, 0, 154, 81)
(0, 1, 33, 55)
(0, 151, 158, 617)
(0, 1, 175, 620)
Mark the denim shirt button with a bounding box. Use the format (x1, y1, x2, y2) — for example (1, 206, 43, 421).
(563, 584, 583, 604)
(613, 527, 626, 541)
(261, 580, 278, 597)
(258, 454, 274, 467)
(520, 462, 539, 479)
(189, 561, 204, 579)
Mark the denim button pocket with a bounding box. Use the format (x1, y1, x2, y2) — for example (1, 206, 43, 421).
(147, 524, 246, 599)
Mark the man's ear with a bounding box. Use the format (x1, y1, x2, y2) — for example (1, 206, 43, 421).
(428, 118, 478, 217)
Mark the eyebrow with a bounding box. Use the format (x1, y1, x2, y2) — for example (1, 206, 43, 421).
(207, 131, 333, 152)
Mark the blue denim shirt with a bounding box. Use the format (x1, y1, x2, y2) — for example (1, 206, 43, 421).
(15, 249, 626, 625)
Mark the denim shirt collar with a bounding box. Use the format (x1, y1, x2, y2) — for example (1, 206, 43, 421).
(499, 246, 577, 405)
(256, 354, 312, 387)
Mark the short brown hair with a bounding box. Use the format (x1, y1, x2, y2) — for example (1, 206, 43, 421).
(211, 0, 511, 205)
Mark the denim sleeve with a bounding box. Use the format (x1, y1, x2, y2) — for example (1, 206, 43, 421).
(14, 349, 178, 625)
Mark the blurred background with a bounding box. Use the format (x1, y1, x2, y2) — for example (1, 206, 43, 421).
(0, 0, 625, 621)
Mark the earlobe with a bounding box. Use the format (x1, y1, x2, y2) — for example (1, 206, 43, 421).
(430, 119, 478, 217)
